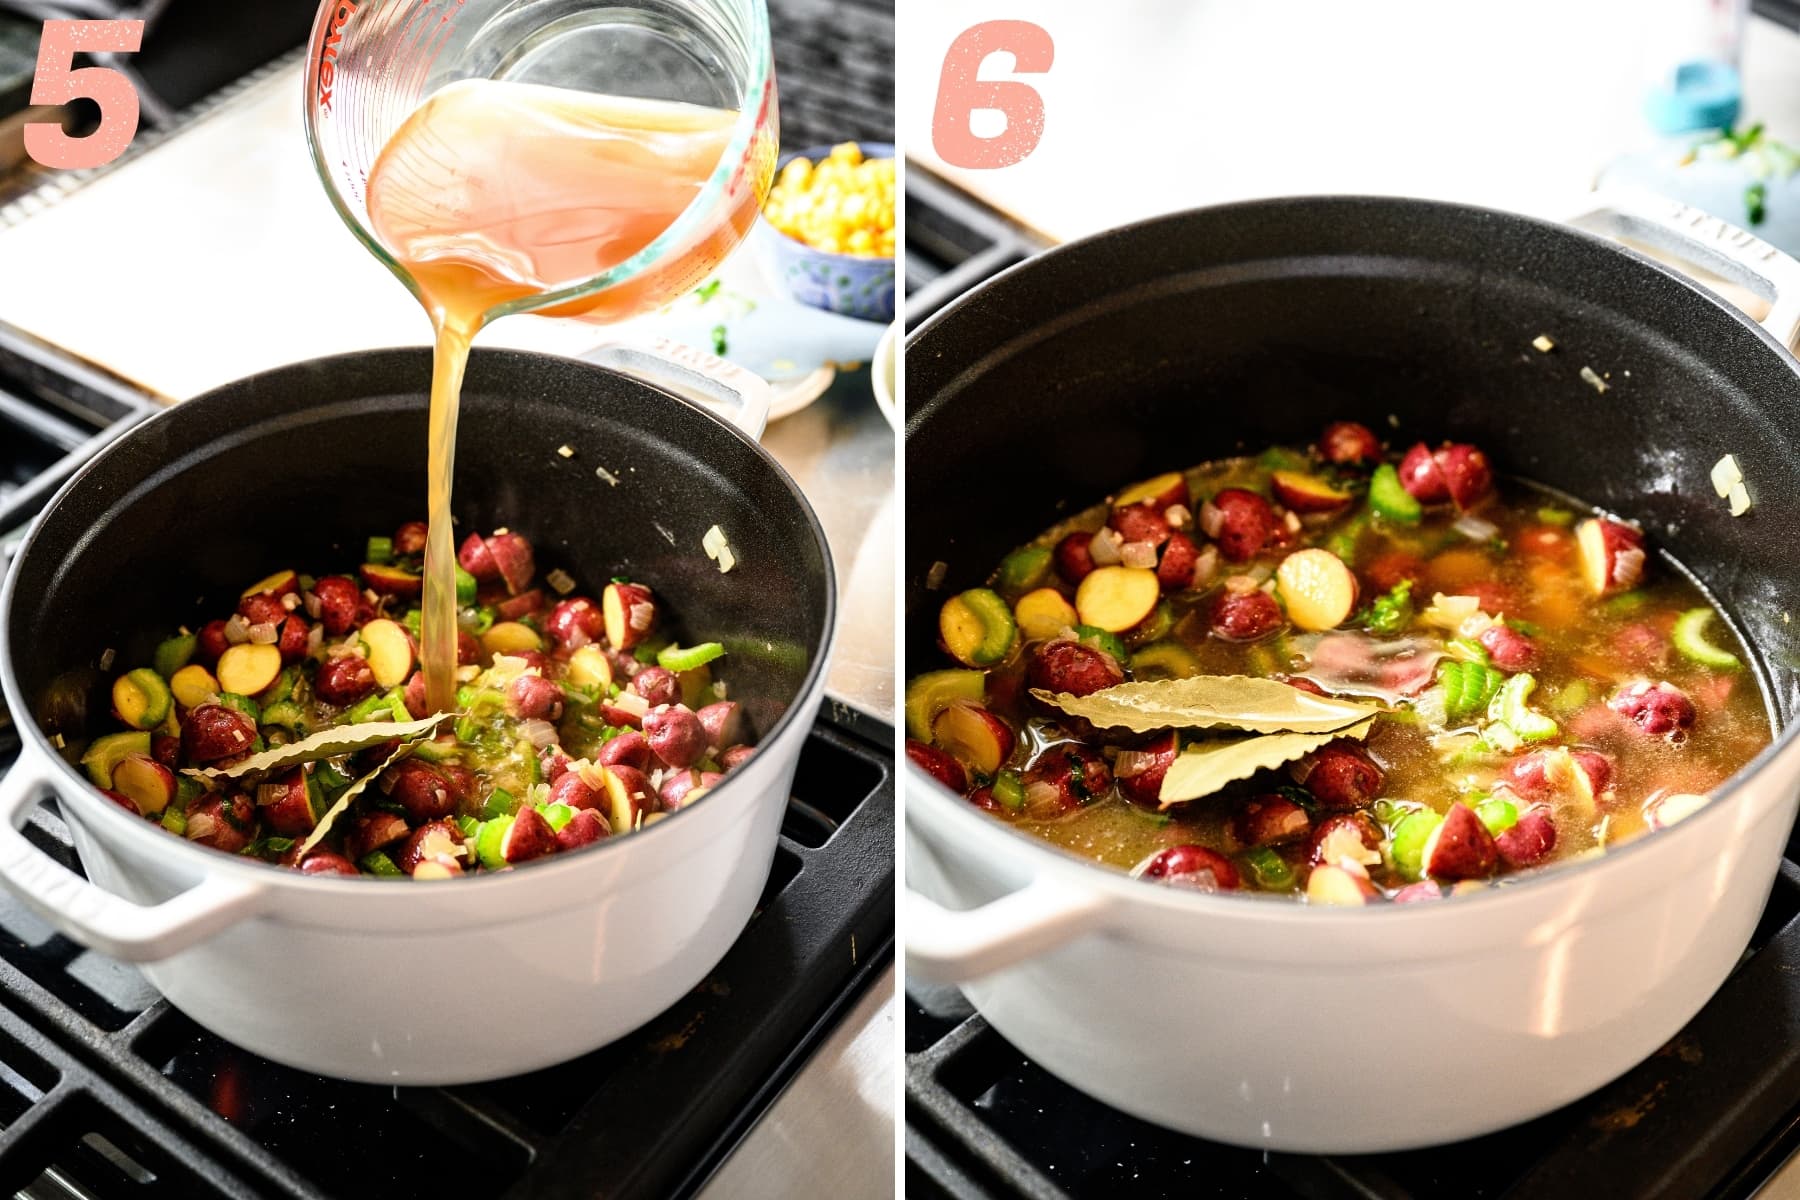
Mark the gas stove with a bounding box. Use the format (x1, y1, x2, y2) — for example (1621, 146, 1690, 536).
(0, 4, 896, 1193)
(901, 167, 1800, 1200)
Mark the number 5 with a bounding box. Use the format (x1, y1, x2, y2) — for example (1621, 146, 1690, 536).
(932, 21, 1054, 170)
(24, 20, 146, 170)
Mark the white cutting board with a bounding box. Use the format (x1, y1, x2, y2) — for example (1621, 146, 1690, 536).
(0, 62, 624, 402)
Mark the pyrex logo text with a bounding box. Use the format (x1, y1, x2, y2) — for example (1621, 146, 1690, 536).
(316, 1, 358, 113)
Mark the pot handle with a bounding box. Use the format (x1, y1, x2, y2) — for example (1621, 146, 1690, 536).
(584, 336, 773, 440)
(1570, 188, 1800, 350)
(0, 748, 266, 963)
(905, 879, 1113, 984)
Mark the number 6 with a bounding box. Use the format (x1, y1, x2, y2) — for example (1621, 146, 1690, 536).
(24, 20, 146, 171)
(932, 21, 1055, 170)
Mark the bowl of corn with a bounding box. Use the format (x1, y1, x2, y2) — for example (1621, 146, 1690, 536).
(756, 141, 896, 321)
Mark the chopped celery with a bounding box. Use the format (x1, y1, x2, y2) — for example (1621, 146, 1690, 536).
(1536, 506, 1574, 526)
(996, 546, 1053, 594)
(1074, 625, 1129, 663)
(455, 814, 480, 839)
(1475, 796, 1518, 835)
(1240, 847, 1297, 891)
(455, 685, 476, 709)
(313, 762, 351, 796)
(1672, 607, 1742, 671)
(411, 738, 461, 764)
(1438, 660, 1503, 723)
(1369, 464, 1422, 525)
(455, 565, 478, 606)
(344, 693, 388, 724)
(260, 700, 306, 731)
(385, 691, 412, 725)
(1603, 591, 1649, 616)
(257, 666, 298, 707)
(360, 850, 404, 878)
(1443, 638, 1491, 665)
(1389, 809, 1444, 880)
(1257, 446, 1310, 472)
(153, 633, 197, 680)
(402, 609, 423, 638)
(475, 817, 512, 870)
(992, 769, 1026, 814)
(1486, 673, 1558, 745)
(1325, 512, 1370, 566)
(657, 642, 727, 673)
(366, 536, 394, 564)
(174, 776, 203, 811)
(160, 809, 187, 836)
(218, 692, 261, 724)
(541, 802, 575, 832)
(482, 787, 517, 820)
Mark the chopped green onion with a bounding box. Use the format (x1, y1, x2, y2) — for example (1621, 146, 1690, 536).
(366, 536, 394, 565)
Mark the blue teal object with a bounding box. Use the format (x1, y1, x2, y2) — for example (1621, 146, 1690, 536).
(755, 142, 895, 322)
(1644, 60, 1741, 134)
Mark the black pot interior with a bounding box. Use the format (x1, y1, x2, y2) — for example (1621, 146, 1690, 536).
(907, 196, 1800, 729)
(6, 348, 832, 753)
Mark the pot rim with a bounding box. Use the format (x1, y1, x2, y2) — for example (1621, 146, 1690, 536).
(0, 348, 838, 900)
(903, 193, 1800, 926)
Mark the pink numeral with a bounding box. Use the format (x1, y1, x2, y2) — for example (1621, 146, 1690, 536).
(24, 20, 146, 170)
(932, 20, 1054, 169)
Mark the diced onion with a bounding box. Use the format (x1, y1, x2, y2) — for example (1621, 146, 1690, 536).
(302, 592, 323, 619)
(1088, 528, 1124, 566)
(1532, 334, 1555, 353)
(1579, 365, 1608, 393)
(224, 614, 250, 645)
(281, 592, 301, 612)
(1120, 540, 1158, 569)
(545, 568, 577, 596)
(305, 624, 324, 655)
(1283, 511, 1302, 534)
(702, 524, 737, 575)
(248, 622, 279, 645)
(98, 647, 115, 671)
(595, 466, 619, 487)
(1165, 504, 1191, 529)
(1114, 750, 1156, 779)
(629, 602, 654, 632)
(1224, 574, 1260, 595)
(1712, 454, 1743, 499)
(1453, 514, 1499, 542)
(519, 719, 559, 748)
(613, 690, 650, 718)
(925, 561, 948, 590)
(1728, 481, 1752, 516)
(557, 445, 575, 459)
(1191, 545, 1220, 588)
(1023, 780, 1062, 816)
(1199, 501, 1225, 539)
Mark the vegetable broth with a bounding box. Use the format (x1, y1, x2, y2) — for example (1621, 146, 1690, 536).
(908, 429, 1770, 902)
(364, 79, 743, 713)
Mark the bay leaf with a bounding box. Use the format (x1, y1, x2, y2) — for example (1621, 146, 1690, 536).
(1158, 717, 1377, 809)
(1031, 676, 1378, 735)
(182, 714, 448, 785)
(294, 738, 420, 860)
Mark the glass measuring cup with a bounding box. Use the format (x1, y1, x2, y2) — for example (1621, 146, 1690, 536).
(302, 0, 778, 326)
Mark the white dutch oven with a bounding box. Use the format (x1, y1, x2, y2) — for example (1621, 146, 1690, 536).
(904, 192, 1800, 1151)
(0, 344, 836, 1084)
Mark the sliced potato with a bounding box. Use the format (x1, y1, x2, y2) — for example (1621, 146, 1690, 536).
(567, 645, 614, 690)
(240, 569, 298, 599)
(1073, 566, 1160, 633)
(482, 621, 543, 657)
(216, 643, 281, 697)
(1014, 588, 1078, 642)
(361, 618, 415, 688)
(170, 663, 220, 711)
(1277, 549, 1357, 632)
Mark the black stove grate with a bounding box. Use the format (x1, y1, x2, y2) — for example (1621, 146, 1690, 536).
(901, 175, 1800, 1200)
(903, 165, 1046, 333)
